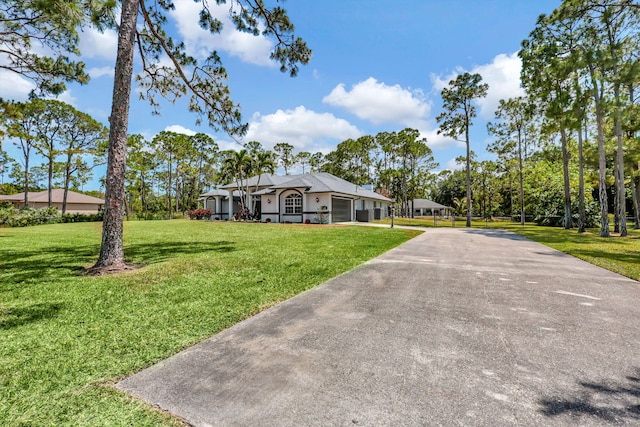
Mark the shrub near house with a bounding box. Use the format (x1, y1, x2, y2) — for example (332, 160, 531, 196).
(187, 209, 212, 220)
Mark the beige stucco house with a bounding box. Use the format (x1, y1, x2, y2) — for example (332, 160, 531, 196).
(0, 189, 104, 214)
(200, 173, 391, 224)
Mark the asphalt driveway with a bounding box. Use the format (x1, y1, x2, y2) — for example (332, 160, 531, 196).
(118, 228, 640, 426)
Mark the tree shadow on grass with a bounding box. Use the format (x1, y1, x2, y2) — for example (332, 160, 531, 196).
(0, 301, 63, 329)
(540, 369, 640, 424)
(1, 240, 236, 286)
(567, 249, 638, 270)
(124, 240, 236, 265)
(1, 244, 99, 286)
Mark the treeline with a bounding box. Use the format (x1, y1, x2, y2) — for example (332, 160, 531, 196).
(0, 99, 108, 212)
(0, 96, 439, 220)
(123, 127, 438, 219)
(431, 0, 640, 236)
(516, 0, 640, 236)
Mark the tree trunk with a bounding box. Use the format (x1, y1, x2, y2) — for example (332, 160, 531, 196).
(90, 0, 139, 273)
(613, 151, 620, 233)
(23, 151, 29, 207)
(589, 65, 609, 237)
(613, 83, 627, 236)
(508, 170, 514, 219)
(518, 129, 525, 226)
(560, 127, 572, 230)
(47, 155, 53, 207)
(62, 168, 70, 214)
(578, 125, 586, 233)
(631, 173, 640, 230)
(167, 155, 173, 219)
(465, 126, 472, 228)
(140, 174, 147, 218)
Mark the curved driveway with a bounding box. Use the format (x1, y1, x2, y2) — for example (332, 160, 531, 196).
(118, 228, 640, 426)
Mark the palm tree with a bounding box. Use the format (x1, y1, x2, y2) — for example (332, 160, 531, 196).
(250, 151, 277, 217)
(223, 149, 252, 216)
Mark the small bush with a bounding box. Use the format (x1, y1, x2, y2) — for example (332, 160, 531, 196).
(187, 208, 212, 220)
(60, 210, 104, 223)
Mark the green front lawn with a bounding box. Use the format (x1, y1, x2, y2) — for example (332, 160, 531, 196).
(0, 220, 420, 426)
(500, 223, 640, 282)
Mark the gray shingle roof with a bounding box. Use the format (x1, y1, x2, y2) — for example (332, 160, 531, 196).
(412, 199, 451, 209)
(219, 174, 292, 190)
(217, 172, 391, 202)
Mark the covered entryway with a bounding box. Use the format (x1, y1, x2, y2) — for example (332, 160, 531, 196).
(331, 197, 351, 222)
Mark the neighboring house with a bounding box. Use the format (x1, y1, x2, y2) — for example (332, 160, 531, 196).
(412, 199, 452, 217)
(0, 189, 104, 214)
(200, 172, 392, 224)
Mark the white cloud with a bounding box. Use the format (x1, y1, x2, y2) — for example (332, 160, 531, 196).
(163, 125, 241, 151)
(243, 106, 362, 151)
(170, 0, 274, 66)
(444, 157, 464, 171)
(0, 70, 35, 101)
(164, 124, 197, 136)
(88, 66, 114, 79)
(323, 77, 430, 127)
(417, 127, 465, 151)
(430, 53, 524, 119)
(78, 27, 118, 60)
(471, 53, 524, 118)
(49, 90, 77, 106)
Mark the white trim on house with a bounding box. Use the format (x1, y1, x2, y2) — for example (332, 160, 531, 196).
(202, 172, 392, 224)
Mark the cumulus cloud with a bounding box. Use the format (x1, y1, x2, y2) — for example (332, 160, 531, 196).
(243, 106, 362, 151)
(417, 127, 465, 151)
(323, 77, 430, 127)
(164, 124, 197, 136)
(0, 70, 35, 101)
(49, 90, 77, 106)
(472, 53, 524, 117)
(430, 52, 524, 119)
(443, 157, 464, 171)
(163, 125, 241, 151)
(88, 66, 114, 79)
(78, 27, 118, 60)
(170, 0, 274, 66)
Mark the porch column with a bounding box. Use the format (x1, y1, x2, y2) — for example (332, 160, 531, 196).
(228, 190, 234, 220)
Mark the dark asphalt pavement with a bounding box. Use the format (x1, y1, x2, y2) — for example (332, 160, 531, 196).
(118, 228, 640, 426)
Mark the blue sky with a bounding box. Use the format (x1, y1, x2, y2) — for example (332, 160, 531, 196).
(1, 0, 561, 190)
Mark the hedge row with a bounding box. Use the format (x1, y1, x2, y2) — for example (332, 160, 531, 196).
(0, 206, 103, 227)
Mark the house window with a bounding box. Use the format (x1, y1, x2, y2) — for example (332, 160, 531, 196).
(284, 193, 302, 214)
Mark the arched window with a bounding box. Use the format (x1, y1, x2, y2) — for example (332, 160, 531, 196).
(284, 193, 302, 214)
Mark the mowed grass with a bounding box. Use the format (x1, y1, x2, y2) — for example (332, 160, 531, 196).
(0, 220, 420, 426)
(378, 216, 640, 281)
